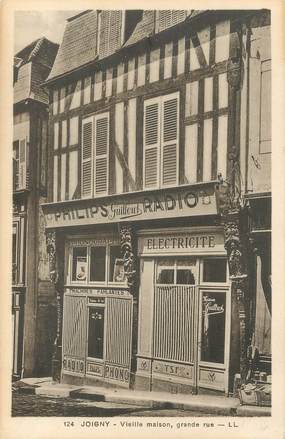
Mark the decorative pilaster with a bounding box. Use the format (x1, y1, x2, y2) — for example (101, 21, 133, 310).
(119, 224, 138, 388)
(46, 230, 63, 382)
(119, 224, 137, 293)
(223, 213, 249, 382)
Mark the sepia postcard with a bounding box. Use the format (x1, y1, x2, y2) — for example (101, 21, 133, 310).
(0, 0, 284, 438)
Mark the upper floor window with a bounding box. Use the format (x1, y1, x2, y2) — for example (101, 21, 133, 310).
(81, 112, 109, 198)
(143, 92, 179, 189)
(156, 10, 187, 33)
(13, 139, 28, 191)
(98, 10, 124, 59)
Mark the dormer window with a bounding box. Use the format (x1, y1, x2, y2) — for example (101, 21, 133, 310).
(98, 10, 125, 58)
(156, 10, 188, 33)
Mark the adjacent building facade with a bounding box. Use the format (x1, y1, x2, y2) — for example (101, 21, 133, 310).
(13, 38, 59, 379)
(41, 10, 271, 395)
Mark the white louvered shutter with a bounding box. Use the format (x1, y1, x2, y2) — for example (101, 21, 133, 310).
(94, 113, 109, 195)
(18, 139, 26, 189)
(161, 92, 179, 186)
(81, 116, 93, 198)
(143, 98, 160, 189)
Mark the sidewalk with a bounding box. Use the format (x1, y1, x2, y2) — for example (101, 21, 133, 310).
(13, 377, 271, 417)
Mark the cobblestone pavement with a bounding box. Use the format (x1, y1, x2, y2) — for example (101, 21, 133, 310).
(12, 393, 212, 417)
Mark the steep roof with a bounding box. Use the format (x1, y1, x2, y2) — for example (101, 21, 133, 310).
(123, 10, 155, 47)
(47, 10, 98, 81)
(46, 10, 206, 83)
(14, 37, 58, 105)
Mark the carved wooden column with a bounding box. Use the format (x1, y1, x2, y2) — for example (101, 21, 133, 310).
(46, 230, 64, 382)
(223, 212, 249, 382)
(119, 224, 138, 388)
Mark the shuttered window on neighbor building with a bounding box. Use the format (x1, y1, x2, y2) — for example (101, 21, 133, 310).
(143, 92, 179, 189)
(13, 138, 28, 190)
(81, 113, 109, 198)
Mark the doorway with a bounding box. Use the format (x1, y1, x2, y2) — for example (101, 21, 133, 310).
(138, 256, 230, 394)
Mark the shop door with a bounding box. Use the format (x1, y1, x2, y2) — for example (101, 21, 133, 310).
(151, 259, 200, 393)
(151, 258, 229, 393)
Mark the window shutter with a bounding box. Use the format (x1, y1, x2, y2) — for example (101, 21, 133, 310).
(158, 10, 172, 32)
(161, 93, 179, 186)
(172, 10, 187, 26)
(81, 117, 93, 198)
(94, 113, 109, 195)
(109, 11, 122, 54)
(143, 99, 160, 189)
(98, 11, 110, 58)
(18, 139, 26, 189)
(157, 10, 186, 32)
(99, 11, 122, 58)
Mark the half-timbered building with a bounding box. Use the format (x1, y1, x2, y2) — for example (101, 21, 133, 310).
(13, 37, 59, 378)
(42, 9, 271, 396)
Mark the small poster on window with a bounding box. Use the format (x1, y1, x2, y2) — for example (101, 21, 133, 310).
(113, 258, 125, 282)
(76, 257, 87, 281)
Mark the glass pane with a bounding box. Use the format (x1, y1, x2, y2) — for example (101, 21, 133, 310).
(201, 292, 226, 363)
(177, 269, 195, 284)
(157, 269, 174, 284)
(203, 258, 227, 282)
(88, 307, 105, 359)
(72, 247, 87, 281)
(156, 260, 175, 284)
(177, 258, 196, 284)
(109, 245, 125, 283)
(90, 246, 106, 282)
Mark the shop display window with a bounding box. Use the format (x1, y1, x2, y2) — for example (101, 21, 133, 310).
(109, 245, 125, 283)
(69, 240, 126, 285)
(203, 258, 227, 283)
(90, 246, 106, 282)
(200, 291, 226, 364)
(88, 306, 105, 359)
(72, 247, 88, 282)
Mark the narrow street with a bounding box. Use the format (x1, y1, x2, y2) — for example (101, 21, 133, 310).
(12, 392, 216, 417)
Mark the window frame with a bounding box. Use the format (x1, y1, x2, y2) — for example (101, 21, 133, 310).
(155, 257, 198, 286)
(67, 239, 126, 287)
(198, 287, 230, 368)
(200, 257, 229, 286)
(81, 111, 110, 199)
(143, 91, 180, 190)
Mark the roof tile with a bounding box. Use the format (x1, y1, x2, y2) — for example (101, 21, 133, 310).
(47, 10, 98, 81)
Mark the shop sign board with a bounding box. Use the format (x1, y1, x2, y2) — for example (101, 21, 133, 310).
(138, 231, 226, 256)
(42, 184, 218, 228)
(66, 288, 131, 298)
(104, 364, 129, 383)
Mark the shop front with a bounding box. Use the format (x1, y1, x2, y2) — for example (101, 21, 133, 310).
(42, 182, 236, 393)
(135, 227, 231, 395)
(61, 233, 133, 388)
